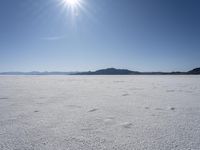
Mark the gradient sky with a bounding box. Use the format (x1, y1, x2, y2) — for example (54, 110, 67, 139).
(0, 0, 200, 72)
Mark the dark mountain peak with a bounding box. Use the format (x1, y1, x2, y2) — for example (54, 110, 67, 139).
(95, 68, 135, 74)
(76, 68, 140, 75)
(96, 68, 118, 71)
(188, 68, 200, 74)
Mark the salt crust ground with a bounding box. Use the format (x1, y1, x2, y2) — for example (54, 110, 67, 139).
(0, 75, 200, 150)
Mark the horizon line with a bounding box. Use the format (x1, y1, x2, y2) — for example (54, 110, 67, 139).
(0, 67, 199, 74)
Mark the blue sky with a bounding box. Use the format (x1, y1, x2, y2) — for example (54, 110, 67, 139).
(0, 0, 200, 72)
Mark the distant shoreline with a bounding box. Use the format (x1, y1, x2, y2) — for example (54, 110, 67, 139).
(0, 67, 200, 75)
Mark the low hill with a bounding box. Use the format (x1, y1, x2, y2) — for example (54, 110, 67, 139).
(187, 68, 200, 74)
(75, 68, 140, 75)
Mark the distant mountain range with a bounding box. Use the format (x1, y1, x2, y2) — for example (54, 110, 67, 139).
(74, 68, 200, 75)
(0, 68, 200, 75)
(75, 68, 140, 75)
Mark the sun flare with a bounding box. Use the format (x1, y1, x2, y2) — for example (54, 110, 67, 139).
(59, 0, 85, 21)
(63, 0, 79, 8)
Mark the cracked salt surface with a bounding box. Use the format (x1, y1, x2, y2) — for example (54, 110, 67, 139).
(0, 75, 200, 150)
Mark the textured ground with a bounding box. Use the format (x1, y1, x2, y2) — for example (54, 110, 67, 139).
(0, 75, 200, 150)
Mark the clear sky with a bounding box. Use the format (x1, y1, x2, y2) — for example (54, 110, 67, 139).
(0, 0, 200, 72)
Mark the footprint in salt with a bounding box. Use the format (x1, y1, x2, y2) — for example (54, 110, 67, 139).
(168, 107, 176, 111)
(0, 97, 9, 100)
(122, 94, 129, 96)
(88, 108, 98, 112)
(120, 122, 133, 128)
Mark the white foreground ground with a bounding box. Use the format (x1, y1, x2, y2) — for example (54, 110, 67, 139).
(0, 75, 200, 150)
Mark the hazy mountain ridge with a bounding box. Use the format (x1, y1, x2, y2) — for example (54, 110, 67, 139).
(74, 68, 200, 75)
(0, 68, 200, 75)
(75, 68, 140, 75)
(188, 68, 200, 74)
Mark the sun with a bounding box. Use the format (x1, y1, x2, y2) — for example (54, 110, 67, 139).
(63, 0, 79, 8)
(59, 0, 84, 18)
(66, 0, 78, 5)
